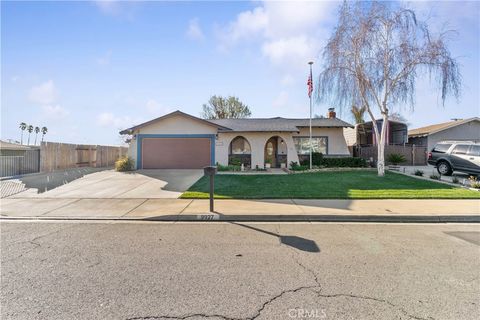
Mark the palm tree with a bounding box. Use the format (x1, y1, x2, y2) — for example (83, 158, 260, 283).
(41, 126, 48, 143)
(19, 122, 27, 144)
(351, 105, 367, 124)
(34, 126, 40, 145)
(26, 125, 34, 145)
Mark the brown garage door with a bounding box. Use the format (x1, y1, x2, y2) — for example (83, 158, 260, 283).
(141, 138, 211, 169)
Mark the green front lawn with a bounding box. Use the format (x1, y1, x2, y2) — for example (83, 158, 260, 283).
(181, 170, 480, 199)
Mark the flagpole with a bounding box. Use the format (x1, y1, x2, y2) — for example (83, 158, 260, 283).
(308, 61, 314, 170)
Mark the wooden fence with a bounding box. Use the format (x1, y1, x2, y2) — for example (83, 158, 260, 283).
(40, 142, 128, 172)
(355, 144, 428, 165)
(0, 149, 40, 177)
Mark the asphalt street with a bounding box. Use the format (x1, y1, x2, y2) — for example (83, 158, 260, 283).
(1, 221, 479, 320)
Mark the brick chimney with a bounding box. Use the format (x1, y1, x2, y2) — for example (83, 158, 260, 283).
(327, 107, 336, 119)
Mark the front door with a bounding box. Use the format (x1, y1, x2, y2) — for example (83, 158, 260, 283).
(265, 137, 277, 167)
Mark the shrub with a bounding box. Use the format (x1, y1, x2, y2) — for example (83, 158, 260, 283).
(322, 157, 367, 168)
(115, 156, 135, 172)
(217, 163, 241, 172)
(291, 165, 308, 171)
(429, 174, 440, 180)
(229, 156, 242, 166)
(300, 156, 367, 168)
(469, 176, 480, 189)
(452, 176, 460, 184)
(387, 153, 407, 165)
(414, 170, 424, 176)
(289, 161, 307, 171)
(312, 152, 324, 165)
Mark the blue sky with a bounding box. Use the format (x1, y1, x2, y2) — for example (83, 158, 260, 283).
(2, 0, 479, 145)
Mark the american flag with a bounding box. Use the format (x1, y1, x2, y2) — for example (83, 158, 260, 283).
(307, 70, 313, 98)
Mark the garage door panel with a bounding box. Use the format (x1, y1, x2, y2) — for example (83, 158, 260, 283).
(142, 138, 211, 169)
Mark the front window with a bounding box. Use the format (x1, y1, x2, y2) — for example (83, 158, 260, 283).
(230, 136, 251, 154)
(294, 137, 328, 154)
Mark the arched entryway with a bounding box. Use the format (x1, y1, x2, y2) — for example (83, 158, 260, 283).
(264, 136, 288, 168)
(229, 136, 252, 168)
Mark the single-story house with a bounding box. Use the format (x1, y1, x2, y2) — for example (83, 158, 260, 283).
(408, 117, 480, 151)
(120, 110, 353, 170)
(343, 119, 408, 146)
(0, 140, 31, 156)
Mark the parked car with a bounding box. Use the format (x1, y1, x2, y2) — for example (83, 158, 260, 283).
(428, 141, 480, 176)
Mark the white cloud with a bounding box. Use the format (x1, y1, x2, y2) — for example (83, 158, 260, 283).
(94, 0, 142, 20)
(29, 80, 58, 105)
(262, 35, 318, 68)
(217, 1, 338, 71)
(218, 7, 268, 48)
(96, 50, 112, 65)
(94, 0, 120, 15)
(96, 112, 138, 129)
(186, 18, 205, 41)
(42, 105, 69, 119)
(272, 91, 289, 108)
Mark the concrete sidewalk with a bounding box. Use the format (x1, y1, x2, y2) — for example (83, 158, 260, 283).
(1, 198, 479, 222)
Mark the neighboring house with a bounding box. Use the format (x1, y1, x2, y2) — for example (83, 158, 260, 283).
(120, 110, 353, 170)
(0, 140, 30, 156)
(343, 119, 408, 147)
(408, 117, 480, 151)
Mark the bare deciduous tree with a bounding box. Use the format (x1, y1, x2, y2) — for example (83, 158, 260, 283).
(202, 95, 251, 119)
(317, 1, 461, 176)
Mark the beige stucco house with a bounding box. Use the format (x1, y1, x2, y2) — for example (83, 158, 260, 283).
(120, 110, 353, 170)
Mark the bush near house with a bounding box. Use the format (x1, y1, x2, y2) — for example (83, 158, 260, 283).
(115, 156, 135, 172)
(290, 161, 308, 171)
(299, 153, 367, 168)
(228, 156, 242, 166)
(387, 153, 407, 165)
(217, 163, 241, 172)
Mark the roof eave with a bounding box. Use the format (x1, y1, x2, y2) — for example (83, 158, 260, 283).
(119, 110, 232, 135)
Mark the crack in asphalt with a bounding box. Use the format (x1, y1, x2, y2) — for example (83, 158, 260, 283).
(125, 229, 432, 320)
(1, 224, 76, 263)
(315, 293, 434, 320)
(126, 314, 242, 320)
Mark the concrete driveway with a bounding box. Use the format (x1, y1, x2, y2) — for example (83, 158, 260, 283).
(7, 169, 203, 199)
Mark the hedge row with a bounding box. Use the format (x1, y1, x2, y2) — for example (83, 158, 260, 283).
(299, 153, 367, 168)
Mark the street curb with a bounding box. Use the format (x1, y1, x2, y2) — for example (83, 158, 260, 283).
(1, 214, 479, 223)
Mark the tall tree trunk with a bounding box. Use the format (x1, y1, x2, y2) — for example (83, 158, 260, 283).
(34, 134, 38, 145)
(377, 114, 389, 177)
(41, 134, 45, 143)
(27, 134, 31, 145)
(20, 131, 23, 145)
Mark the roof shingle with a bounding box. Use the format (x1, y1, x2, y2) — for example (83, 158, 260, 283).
(408, 117, 480, 137)
(208, 117, 353, 132)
